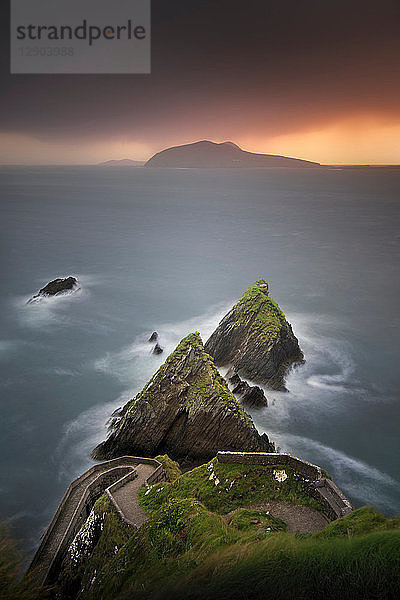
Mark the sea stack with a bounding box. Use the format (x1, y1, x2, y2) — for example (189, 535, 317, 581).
(204, 280, 304, 391)
(92, 332, 272, 464)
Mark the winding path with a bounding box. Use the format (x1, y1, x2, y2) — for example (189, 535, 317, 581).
(28, 457, 164, 586)
(107, 463, 158, 527)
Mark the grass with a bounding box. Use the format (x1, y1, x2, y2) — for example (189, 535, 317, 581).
(148, 529, 400, 600)
(229, 509, 287, 533)
(154, 455, 181, 482)
(67, 497, 241, 600)
(51, 464, 400, 600)
(138, 458, 322, 515)
(313, 505, 400, 538)
(0, 524, 44, 600)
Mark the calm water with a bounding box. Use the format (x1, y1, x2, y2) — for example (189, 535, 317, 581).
(0, 165, 399, 554)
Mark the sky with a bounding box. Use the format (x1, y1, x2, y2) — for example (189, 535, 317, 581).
(1, 0, 400, 165)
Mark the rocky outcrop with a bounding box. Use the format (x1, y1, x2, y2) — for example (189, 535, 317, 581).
(92, 332, 273, 464)
(152, 343, 163, 355)
(205, 280, 304, 391)
(148, 332, 158, 342)
(30, 276, 78, 300)
(225, 368, 268, 408)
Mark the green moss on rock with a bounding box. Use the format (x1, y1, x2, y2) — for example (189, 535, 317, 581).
(129, 333, 251, 422)
(155, 455, 182, 482)
(233, 279, 286, 341)
(204, 280, 304, 390)
(92, 332, 271, 462)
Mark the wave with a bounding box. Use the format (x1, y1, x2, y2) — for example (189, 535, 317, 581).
(0, 339, 23, 358)
(39, 367, 80, 377)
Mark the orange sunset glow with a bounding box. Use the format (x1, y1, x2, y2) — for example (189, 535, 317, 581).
(2, 2, 400, 165)
(1, 114, 399, 165)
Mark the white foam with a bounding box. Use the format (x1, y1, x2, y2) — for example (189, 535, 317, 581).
(14, 273, 95, 329)
(60, 302, 231, 479)
(55, 388, 136, 481)
(93, 301, 230, 385)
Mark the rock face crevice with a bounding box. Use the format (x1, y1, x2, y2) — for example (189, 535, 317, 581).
(204, 280, 304, 391)
(92, 333, 273, 464)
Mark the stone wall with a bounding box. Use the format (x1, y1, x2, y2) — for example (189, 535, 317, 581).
(216, 451, 353, 520)
(106, 470, 138, 526)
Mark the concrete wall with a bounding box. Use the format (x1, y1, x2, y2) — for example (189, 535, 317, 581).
(106, 470, 138, 526)
(217, 451, 353, 520)
(47, 466, 132, 582)
(307, 477, 354, 520)
(29, 456, 167, 586)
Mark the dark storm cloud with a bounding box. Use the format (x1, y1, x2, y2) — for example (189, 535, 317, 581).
(1, 0, 400, 143)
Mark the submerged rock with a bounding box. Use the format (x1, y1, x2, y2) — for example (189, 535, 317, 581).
(92, 332, 272, 464)
(205, 280, 304, 391)
(30, 276, 78, 300)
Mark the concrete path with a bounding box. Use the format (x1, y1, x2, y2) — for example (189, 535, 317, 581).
(110, 464, 157, 527)
(227, 501, 330, 533)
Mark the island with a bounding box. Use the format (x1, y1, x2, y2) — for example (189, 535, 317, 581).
(145, 140, 320, 168)
(97, 159, 144, 167)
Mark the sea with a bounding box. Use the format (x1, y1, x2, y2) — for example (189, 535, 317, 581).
(0, 165, 399, 555)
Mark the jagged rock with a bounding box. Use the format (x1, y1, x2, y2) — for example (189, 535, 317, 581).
(241, 385, 268, 408)
(92, 332, 273, 464)
(148, 332, 158, 342)
(205, 280, 304, 391)
(30, 276, 78, 301)
(229, 375, 245, 394)
(152, 343, 163, 355)
(226, 369, 268, 408)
